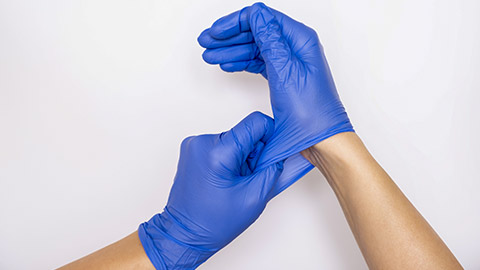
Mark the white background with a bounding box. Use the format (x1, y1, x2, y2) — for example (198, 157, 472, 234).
(1, 0, 479, 269)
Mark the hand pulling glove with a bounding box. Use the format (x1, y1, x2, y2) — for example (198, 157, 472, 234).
(198, 2, 354, 195)
(139, 112, 284, 269)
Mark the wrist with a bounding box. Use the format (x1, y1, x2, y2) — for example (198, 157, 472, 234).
(300, 132, 376, 190)
(138, 212, 216, 270)
(301, 131, 359, 168)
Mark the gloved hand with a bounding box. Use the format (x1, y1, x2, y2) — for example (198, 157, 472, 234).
(138, 112, 284, 269)
(198, 3, 354, 195)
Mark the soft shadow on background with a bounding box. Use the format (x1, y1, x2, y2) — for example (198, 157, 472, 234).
(0, 0, 479, 269)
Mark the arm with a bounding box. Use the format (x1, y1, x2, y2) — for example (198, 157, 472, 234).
(58, 232, 154, 270)
(58, 112, 284, 269)
(199, 3, 463, 268)
(301, 132, 462, 269)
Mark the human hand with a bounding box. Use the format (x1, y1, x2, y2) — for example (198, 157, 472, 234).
(198, 2, 354, 172)
(138, 112, 284, 269)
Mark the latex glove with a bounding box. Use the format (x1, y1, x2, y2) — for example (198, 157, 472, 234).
(198, 3, 354, 195)
(138, 112, 284, 269)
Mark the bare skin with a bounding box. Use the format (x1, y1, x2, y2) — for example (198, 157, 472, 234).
(301, 132, 463, 270)
(57, 231, 154, 270)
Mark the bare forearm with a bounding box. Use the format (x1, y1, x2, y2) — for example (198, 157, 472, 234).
(57, 231, 154, 270)
(302, 132, 462, 270)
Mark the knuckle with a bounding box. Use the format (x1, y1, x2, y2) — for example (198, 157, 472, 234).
(220, 63, 232, 72)
(305, 25, 318, 36)
(180, 135, 196, 151)
(249, 110, 264, 119)
(252, 2, 266, 9)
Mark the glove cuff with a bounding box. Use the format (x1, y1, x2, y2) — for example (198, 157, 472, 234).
(138, 213, 216, 270)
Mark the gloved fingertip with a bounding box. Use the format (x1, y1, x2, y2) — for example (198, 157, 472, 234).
(201, 49, 216, 64)
(209, 22, 225, 39)
(219, 63, 236, 72)
(210, 6, 252, 39)
(246, 111, 274, 143)
(197, 28, 211, 48)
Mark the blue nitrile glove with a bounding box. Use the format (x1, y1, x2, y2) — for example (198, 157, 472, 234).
(198, 2, 354, 195)
(138, 112, 284, 269)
